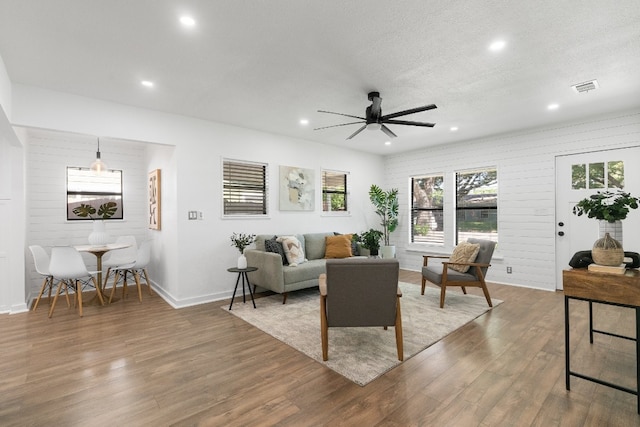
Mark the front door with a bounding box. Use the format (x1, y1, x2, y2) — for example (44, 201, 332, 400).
(555, 147, 640, 289)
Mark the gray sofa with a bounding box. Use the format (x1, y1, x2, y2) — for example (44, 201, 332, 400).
(245, 232, 359, 303)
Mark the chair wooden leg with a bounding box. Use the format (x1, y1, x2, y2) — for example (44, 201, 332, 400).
(77, 280, 83, 317)
(48, 280, 65, 318)
(480, 281, 493, 307)
(320, 295, 328, 361)
(102, 267, 112, 291)
(439, 284, 446, 308)
(92, 277, 104, 306)
(109, 271, 121, 303)
(421, 276, 426, 295)
(142, 269, 153, 295)
(395, 296, 403, 361)
(32, 277, 50, 311)
(133, 271, 143, 302)
(122, 271, 128, 299)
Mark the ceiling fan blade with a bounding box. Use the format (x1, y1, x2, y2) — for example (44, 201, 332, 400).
(381, 104, 437, 120)
(313, 121, 364, 131)
(380, 125, 397, 138)
(317, 110, 365, 120)
(383, 119, 435, 128)
(346, 125, 367, 140)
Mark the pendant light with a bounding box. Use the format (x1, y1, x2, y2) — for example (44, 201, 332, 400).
(90, 137, 107, 173)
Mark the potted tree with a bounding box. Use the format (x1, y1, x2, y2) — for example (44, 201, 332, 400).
(353, 229, 383, 257)
(573, 190, 639, 264)
(369, 184, 399, 259)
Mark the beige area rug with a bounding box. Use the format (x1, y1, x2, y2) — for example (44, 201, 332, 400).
(224, 282, 502, 386)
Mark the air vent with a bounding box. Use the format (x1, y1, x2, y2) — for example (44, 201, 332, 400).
(571, 80, 599, 93)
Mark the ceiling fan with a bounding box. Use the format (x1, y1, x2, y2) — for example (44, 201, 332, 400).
(314, 91, 437, 139)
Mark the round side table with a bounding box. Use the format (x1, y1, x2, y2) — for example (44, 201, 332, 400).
(227, 266, 258, 310)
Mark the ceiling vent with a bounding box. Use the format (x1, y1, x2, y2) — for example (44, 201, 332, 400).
(571, 80, 599, 93)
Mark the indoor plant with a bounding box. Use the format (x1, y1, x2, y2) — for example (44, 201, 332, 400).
(353, 229, 383, 257)
(230, 232, 256, 269)
(369, 184, 399, 258)
(572, 190, 639, 222)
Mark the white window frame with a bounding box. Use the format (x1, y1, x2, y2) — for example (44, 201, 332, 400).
(321, 169, 350, 216)
(222, 158, 269, 218)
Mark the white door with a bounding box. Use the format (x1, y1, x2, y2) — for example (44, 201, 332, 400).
(555, 147, 640, 289)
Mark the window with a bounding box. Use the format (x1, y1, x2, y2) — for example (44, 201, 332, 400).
(67, 167, 123, 220)
(223, 159, 268, 216)
(456, 167, 498, 243)
(411, 175, 444, 244)
(322, 170, 348, 212)
(572, 160, 624, 190)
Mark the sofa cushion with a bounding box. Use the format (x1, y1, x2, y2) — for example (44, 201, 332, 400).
(304, 232, 333, 260)
(449, 241, 480, 273)
(265, 236, 288, 265)
(277, 235, 306, 266)
(325, 234, 353, 258)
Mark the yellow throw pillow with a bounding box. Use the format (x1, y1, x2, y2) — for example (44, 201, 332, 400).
(448, 242, 480, 273)
(324, 234, 353, 259)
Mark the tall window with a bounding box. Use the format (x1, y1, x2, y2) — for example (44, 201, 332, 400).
(322, 170, 348, 212)
(67, 167, 123, 220)
(411, 175, 444, 244)
(456, 167, 498, 243)
(223, 159, 268, 216)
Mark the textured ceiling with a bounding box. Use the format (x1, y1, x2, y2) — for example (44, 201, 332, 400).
(1, 1, 639, 155)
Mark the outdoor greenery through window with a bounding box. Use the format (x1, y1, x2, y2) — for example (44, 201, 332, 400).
(411, 175, 444, 244)
(223, 159, 268, 216)
(67, 167, 123, 220)
(456, 167, 498, 244)
(322, 170, 348, 212)
(571, 160, 624, 190)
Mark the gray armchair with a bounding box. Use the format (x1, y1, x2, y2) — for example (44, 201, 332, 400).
(422, 238, 496, 308)
(319, 258, 403, 361)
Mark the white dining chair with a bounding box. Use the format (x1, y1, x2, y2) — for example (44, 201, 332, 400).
(108, 240, 154, 303)
(49, 246, 104, 317)
(101, 235, 138, 290)
(29, 245, 69, 312)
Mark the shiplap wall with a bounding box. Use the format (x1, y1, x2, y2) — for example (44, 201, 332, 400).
(24, 129, 149, 301)
(386, 109, 640, 291)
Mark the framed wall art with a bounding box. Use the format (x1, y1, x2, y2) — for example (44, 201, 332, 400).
(279, 165, 315, 211)
(148, 169, 161, 230)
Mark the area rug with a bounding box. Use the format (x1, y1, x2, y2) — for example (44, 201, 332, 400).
(223, 282, 502, 386)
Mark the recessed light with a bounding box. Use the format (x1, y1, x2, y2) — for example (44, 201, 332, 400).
(299, 119, 309, 125)
(450, 126, 459, 132)
(489, 40, 506, 51)
(141, 80, 154, 88)
(384, 141, 391, 146)
(547, 103, 559, 110)
(180, 16, 196, 27)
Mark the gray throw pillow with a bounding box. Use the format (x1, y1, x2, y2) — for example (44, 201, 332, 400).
(265, 236, 288, 265)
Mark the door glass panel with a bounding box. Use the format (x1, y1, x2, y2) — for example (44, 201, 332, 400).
(588, 162, 605, 188)
(607, 161, 624, 188)
(571, 164, 586, 189)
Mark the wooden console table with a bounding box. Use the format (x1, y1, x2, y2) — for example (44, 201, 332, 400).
(563, 268, 640, 414)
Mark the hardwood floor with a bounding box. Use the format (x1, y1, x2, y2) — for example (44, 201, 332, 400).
(1, 271, 638, 426)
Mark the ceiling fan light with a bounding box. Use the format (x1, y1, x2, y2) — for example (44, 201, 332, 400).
(366, 123, 381, 131)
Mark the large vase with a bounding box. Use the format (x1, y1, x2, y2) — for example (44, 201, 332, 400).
(88, 220, 109, 246)
(379, 245, 396, 259)
(592, 232, 624, 266)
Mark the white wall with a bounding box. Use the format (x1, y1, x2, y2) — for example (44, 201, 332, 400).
(0, 54, 28, 314)
(387, 109, 640, 290)
(12, 84, 384, 308)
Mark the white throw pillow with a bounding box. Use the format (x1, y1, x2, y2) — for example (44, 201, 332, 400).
(277, 236, 306, 266)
